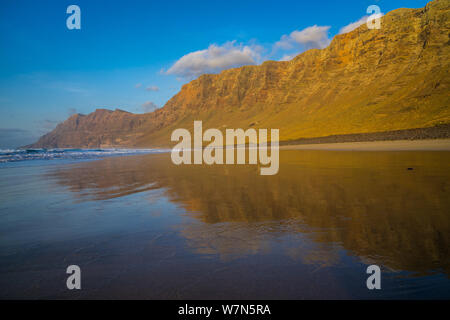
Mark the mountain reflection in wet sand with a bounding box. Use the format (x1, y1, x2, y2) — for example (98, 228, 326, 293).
(1, 150, 449, 299)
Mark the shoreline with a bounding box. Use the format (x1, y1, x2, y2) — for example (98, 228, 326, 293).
(280, 139, 450, 151)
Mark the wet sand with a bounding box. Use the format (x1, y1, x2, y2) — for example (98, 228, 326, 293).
(1, 150, 449, 299)
(281, 139, 450, 151)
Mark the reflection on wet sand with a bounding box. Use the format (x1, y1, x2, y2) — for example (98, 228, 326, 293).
(48, 150, 450, 276)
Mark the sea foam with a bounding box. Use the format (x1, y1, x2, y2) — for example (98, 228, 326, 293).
(0, 148, 168, 163)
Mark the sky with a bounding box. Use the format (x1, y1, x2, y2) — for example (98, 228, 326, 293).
(0, 0, 430, 148)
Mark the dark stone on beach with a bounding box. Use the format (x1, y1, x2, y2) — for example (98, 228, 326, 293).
(281, 124, 450, 146)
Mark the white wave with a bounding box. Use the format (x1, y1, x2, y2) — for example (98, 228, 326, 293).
(0, 148, 170, 163)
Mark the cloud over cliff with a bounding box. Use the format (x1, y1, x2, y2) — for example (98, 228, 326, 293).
(166, 41, 261, 78)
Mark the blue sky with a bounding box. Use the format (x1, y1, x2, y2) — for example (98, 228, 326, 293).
(0, 0, 430, 148)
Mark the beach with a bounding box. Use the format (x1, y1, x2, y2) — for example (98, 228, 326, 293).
(281, 139, 450, 151)
(1, 148, 449, 299)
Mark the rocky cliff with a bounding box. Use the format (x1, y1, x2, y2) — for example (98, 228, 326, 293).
(30, 0, 450, 148)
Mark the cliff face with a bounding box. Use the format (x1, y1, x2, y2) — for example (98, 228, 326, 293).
(33, 109, 146, 148)
(31, 0, 450, 148)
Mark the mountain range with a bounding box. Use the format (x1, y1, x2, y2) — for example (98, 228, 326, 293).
(29, 0, 450, 148)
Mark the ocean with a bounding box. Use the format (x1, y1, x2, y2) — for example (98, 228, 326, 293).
(0, 148, 169, 163)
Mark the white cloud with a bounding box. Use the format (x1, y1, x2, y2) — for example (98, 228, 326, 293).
(339, 13, 384, 34)
(146, 85, 159, 92)
(135, 83, 142, 88)
(275, 35, 295, 50)
(339, 16, 368, 34)
(279, 54, 296, 61)
(165, 15, 387, 76)
(275, 25, 331, 51)
(166, 41, 261, 78)
(141, 101, 159, 113)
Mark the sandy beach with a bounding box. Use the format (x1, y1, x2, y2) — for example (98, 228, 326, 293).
(281, 139, 450, 151)
(1, 148, 450, 299)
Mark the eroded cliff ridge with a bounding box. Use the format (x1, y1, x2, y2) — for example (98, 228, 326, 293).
(31, 0, 450, 148)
